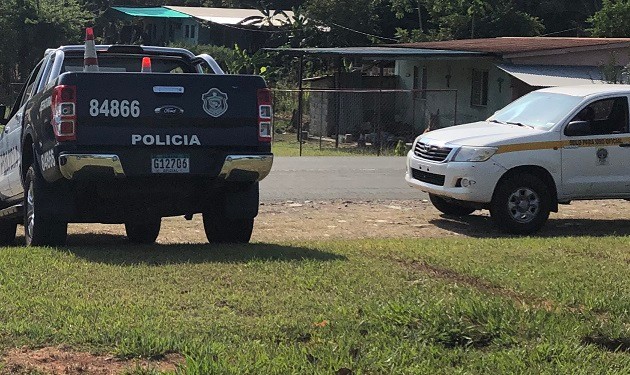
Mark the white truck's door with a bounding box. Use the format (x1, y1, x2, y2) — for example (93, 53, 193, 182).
(561, 96, 630, 198)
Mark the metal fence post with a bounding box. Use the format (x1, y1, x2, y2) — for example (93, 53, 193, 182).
(297, 55, 304, 156)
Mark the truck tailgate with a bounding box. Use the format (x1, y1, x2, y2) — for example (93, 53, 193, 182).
(58, 72, 267, 148)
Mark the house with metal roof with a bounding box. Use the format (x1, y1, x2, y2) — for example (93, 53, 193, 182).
(105, 6, 294, 50)
(390, 37, 630, 126)
(273, 38, 630, 134)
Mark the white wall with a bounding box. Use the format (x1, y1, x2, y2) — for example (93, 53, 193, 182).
(396, 58, 513, 131)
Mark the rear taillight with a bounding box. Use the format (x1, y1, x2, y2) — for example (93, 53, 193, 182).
(257, 88, 272, 142)
(51, 85, 77, 141)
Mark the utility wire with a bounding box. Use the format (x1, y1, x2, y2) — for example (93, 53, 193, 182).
(330, 22, 399, 42)
(540, 27, 579, 37)
(197, 19, 295, 34)
(194, 17, 399, 42)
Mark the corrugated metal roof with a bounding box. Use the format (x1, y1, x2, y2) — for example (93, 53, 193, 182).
(165, 6, 294, 26)
(392, 37, 630, 55)
(267, 47, 486, 59)
(110, 7, 191, 19)
(497, 64, 605, 87)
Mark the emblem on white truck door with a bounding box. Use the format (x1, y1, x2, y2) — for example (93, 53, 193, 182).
(202, 88, 228, 117)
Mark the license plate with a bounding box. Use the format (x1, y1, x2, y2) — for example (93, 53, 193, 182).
(151, 155, 190, 173)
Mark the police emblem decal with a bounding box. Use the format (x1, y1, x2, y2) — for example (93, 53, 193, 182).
(202, 88, 228, 117)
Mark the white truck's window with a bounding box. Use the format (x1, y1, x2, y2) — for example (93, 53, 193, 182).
(568, 97, 629, 135)
(489, 92, 582, 130)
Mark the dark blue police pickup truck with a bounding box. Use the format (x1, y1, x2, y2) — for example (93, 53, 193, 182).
(0, 41, 273, 246)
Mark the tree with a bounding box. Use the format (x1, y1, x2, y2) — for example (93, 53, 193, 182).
(590, 0, 630, 37)
(523, 0, 602, 36)
(0, 0, 91, 103)
(393, 0, 543, 41)
(303, 0, 389, 46)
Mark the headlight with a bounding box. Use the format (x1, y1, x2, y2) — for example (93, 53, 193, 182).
(451, 146, 497, 162)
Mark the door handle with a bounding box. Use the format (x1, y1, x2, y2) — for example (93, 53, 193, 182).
(619, 143, 630, 147)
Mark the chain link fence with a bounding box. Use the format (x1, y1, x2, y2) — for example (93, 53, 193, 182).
(272, 88, 458, 156)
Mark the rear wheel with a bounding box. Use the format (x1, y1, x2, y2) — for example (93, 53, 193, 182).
(24, 166, 68, 246)
(125, 218, 161, 244)
(489, 173, 551, 234)
(203, 214, 253, 243)
(429, 194, 476, 216)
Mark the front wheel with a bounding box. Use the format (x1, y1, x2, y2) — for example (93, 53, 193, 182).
(203, 214, 253, 244)
(489, 174, 551, 234)
(429, 194, 476, 216)
(24, 166, 68, 246)
(125, 219, 161, 244)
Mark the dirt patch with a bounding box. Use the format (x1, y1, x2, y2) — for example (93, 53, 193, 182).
(3, 346, 183, 375)
(40, 199, 630, 245)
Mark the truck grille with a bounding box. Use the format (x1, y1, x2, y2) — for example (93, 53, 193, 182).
(414, 141, 452, 162)
(411, 168, 445, 186)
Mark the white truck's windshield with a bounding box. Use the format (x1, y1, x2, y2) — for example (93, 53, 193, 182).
(488, 92, 583, 130)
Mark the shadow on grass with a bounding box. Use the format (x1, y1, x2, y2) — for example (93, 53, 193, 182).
(430, 214, 630, 238)
(582, 335, 630, 352)
(20, 233, 347, 265)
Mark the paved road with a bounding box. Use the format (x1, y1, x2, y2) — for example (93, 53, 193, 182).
(259, 156, 427, 202)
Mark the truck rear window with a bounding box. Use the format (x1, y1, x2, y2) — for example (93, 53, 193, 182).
(61, 55, 197, 74)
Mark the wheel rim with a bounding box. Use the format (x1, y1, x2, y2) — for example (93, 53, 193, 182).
(26, 181, 34, 242)
(507, 187, 540, 224)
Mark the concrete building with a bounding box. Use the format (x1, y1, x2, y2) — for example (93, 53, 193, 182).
(106, 6, 294, 51)
(274, 38, 630, 138)
(393, 37, 630, 127)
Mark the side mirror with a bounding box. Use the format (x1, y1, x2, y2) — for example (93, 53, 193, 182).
(0, 105, 7, 126)
(565, 120, 592, 137)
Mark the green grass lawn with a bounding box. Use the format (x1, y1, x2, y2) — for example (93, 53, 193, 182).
(1, 237, 629, 374)
(271, 133, 405, 157)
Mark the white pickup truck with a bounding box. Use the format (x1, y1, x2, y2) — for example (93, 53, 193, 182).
(406, 85, 630, 234)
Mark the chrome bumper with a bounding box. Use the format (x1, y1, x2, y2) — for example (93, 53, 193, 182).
(58, 154, 125, 179)
(218, 155, 273, 182)
(58, 153, 273, 182)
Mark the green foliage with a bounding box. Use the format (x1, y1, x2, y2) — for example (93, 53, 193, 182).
(303, 0, 387, 46)
(598, 52, 630, 83)
(394, 139, 406, 156)
(169, 42, 277, 79)
(590, 0, 630, 37)
(0, 0, 90, 89)
(423, 0, 544, 39)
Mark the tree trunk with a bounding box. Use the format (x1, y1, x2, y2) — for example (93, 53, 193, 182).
(417, 0, 423, 32)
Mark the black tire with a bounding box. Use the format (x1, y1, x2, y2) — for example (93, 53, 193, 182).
(429, 194, 476, 216)
(203, 214, 253, 243)
(24, 166, 68, 246)
(489, 173, 551, 234)
(125, 218, 161, 244)
(0, 221, 17, 246)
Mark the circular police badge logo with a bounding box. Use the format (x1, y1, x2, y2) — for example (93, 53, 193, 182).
(202, 88, 228, 117)
(596, 148, 608, 161)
